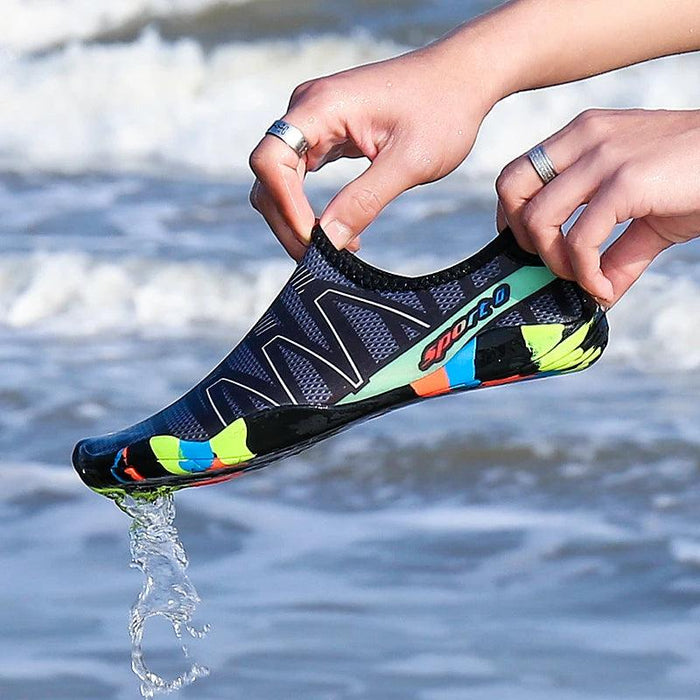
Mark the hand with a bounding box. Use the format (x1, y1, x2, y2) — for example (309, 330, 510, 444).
(249, 43, 496, 259)
(496, 109, 700, 305)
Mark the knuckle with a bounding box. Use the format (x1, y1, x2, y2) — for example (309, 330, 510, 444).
(610, 164, 640, 192)
(592, 139, 622, 168)
(511, 228, 534, 253)
(548, 262, 568, 280)
(299, 76, 335, 103)
(495, 166, 517, 201)
(290, 80, 312, 102)
(566, 227, 588, 251)
(577, 108, 603, 125)
(248, 149, 266, 177)
(520, 201, 544, 233)
(576, 109, 607, 139)
(579, 108, 603, 121)
(350, 187, 384, 216)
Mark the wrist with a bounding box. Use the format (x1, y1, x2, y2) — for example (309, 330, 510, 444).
(425, 19, 528, 111)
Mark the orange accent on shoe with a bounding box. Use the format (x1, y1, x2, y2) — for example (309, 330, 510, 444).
(411, 367, 450, 397)
(124, 466, 145, 481)
(191, 472, 242, 488)
(481, 375, 524, 387)
(209, 457, 226, 471)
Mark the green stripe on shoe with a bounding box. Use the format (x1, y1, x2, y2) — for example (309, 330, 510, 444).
(340, 266, 556, 404)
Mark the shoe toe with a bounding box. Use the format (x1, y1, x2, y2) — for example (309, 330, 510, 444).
(72, 421, 153, 491)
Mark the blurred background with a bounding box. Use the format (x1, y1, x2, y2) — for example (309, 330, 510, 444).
(1, 1, 699, 699)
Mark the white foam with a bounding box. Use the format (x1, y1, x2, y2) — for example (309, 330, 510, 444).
(0, 251, 290, 335)
(0, 249, 697, 374)
(469, 52, 700, 182)
(608, 272, 700, 372)
(1, 0, 250, 53)
(0, 462, 82, 501)
(670, 539, 700, 566)
(0, 30, 397, 180)
(383, 505, 627, 540)
(0, 178, 141, 228)
(0, 30, 698, 180)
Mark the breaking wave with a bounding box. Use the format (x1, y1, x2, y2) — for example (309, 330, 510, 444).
(0, 29, 698, 181)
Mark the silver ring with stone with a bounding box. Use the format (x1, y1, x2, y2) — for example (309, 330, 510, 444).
(265, 119, 309, 157)
(527, 144, 558, 184)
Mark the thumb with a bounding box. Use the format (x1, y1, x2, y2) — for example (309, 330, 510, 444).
(600, 218, 674, 306)
(320, 152, 415, 250)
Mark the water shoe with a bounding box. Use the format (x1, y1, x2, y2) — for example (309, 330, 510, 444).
(73, 225, 608, 495)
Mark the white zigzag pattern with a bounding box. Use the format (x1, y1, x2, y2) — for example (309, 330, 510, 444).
(206, 289, 430, 424)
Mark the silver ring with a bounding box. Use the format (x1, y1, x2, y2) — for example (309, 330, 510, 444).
(265, 119, 309, 157)
(527, 144, 558, 184)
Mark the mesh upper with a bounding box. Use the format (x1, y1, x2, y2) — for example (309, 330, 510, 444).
(96, 228, 587, 445)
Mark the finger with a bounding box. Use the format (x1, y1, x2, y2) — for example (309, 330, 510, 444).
(496, 141, 580, 251)
(563, 192, 618, 303)
(306, 142, 364, 173)
(249, 126, 316, 245)
(496, 115, 603, 253)
(250, 179, 309, 261)
(600, 218, 674, 305)
(320, 151, 416, 250)
(519, 155, 602, 279)
(496, 155, 538, 253)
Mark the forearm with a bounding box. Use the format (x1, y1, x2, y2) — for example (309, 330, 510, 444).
(432, 0, 700, 107)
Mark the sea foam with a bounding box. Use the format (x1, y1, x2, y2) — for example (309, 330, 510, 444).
(0, 30, 698, 180)
(0, 248, 697, 373)
(2, 0, 251, 53)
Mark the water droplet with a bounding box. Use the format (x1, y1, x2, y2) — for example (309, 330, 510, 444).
(119, 493, 210, 697)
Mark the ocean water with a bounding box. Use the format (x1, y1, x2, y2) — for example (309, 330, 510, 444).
(1, 1, 700, 698)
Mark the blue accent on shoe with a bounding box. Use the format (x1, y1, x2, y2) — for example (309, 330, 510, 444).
(178, 440, 215, 472)
(444, 339, 480, 389)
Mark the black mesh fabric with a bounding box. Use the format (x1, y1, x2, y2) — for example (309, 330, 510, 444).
(337, 301, 399, 363)
(431, 280, 465, 314)
(85, 227, 586, 446)
(530, 292, 563, 324)
(495, 308, 526, 328)
(381, 289, 424, 311)
(163, 402, 209, 441)
(526, 282, 583, 326)
(226, 341, 273, 383)
(280, 285, 330, 350)
(280, 346, 332, 403)
(471, 258, 501, 288)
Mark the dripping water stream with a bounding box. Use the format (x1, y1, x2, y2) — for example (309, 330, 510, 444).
(117, 493, 210, 698)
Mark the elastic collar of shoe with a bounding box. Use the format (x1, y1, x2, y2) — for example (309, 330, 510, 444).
(309, 224, 544, 292)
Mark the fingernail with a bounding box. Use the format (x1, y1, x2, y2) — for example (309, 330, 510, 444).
(294, 231, 312, 245)
(593, 274, 614, 308)
(323, 219, 353, 250)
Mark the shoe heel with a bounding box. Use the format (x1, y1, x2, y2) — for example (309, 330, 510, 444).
(527, 311, 608, 376)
